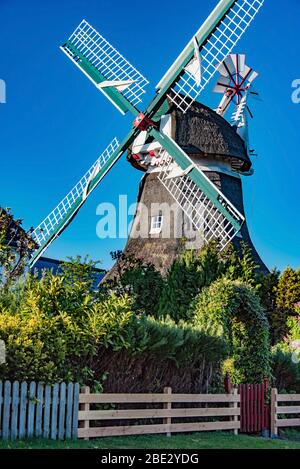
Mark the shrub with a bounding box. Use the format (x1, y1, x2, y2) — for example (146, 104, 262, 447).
(0, 268, 226, 392)
(191, 278, 271, 384)
(272, 348, 300, 393)
(95, 316, 227, 393)
(0, 289, 133, 384)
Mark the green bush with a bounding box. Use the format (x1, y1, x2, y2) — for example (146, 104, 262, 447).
(191, 278, 271, 384)
(95, 315, 227, 393)
(0, 268, 225, 392)
(272, 348, 300, 392)
(0, 285, 133, 383)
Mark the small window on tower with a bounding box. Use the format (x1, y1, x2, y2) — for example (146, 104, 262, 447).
(150, 213, 163, 234)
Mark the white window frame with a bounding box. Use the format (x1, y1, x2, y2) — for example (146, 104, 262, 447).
(150, 214, 163, 234)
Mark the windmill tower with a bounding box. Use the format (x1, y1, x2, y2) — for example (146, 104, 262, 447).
(111, 53, 267, 275)
(25, 0, 267, 275)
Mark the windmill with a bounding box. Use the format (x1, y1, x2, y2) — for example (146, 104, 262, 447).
(28, 0, 267, 273)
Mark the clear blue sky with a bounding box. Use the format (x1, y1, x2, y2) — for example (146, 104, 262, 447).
(0, 0, 299, 272)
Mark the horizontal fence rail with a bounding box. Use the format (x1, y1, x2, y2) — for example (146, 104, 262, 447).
(0, 380, 79, 440)
(271, 389, 300, 437)
(78, 387, 240, 439)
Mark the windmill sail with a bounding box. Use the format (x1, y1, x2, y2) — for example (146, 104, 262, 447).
(154, 0, 264, 114)
(150, 128, 245, 250)
(61, 20, 149, 115)
(30, 138, 121, 267)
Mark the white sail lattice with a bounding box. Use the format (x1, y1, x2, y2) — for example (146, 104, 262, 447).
(63, 20, 149, 107)
(157, 157, 245, 250)
(32, 138, 120, 247)
(168, 0, 264, 113)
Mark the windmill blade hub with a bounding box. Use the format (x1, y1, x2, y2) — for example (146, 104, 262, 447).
(213, 53, 259, 121)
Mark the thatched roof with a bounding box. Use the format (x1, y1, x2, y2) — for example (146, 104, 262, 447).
(128, 97, 251, 173)
(173, 98, 250, 168)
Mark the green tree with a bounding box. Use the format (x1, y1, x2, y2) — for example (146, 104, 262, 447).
(0, 207, 36, 285)
(157, 250, 201, 322)
(276, 267, 300, 313)
(158, 242, 226, 321)
(223, 242, 260, 287)
(121, 264, 164, 317)
(256, 269, 286, 345)
(103, 252, 164, 316)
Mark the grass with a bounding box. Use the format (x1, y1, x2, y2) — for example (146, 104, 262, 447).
(1, 433, 300, 449)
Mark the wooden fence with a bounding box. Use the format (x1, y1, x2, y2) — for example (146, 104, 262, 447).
(1, 381, 300, 440)
(78, 387, 240, 439)
(271, 389, 300, 437)
(0, 380, 79, 440)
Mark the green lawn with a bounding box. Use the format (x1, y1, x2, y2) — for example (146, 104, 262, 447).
(1, 433, 300, 449)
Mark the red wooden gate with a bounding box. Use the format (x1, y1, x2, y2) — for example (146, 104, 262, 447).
(225, 375, 270, 434)
(238, 382, 269, 433)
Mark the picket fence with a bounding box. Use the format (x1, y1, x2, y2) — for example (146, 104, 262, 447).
(0, 380, 79, 440)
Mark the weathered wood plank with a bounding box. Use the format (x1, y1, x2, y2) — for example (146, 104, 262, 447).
(232, 388, 239, 435)
(79, 393, 240, 404)
(79, 386, 90, 440)
(51, 384, 59, 440)
(72, 383, 80, 440)
(163, 387, 172, 437)
(43, 385, 51, 439)
(276, 406, 300, 414)
(65, 383, 74, 439)
(35, 383, 44, 437)
(78, 420, 240, 439)
(271, 388, 278, 437)
(58, 382, 66, 440)
(277, 394, 300, 402)
(276, 419, 300, 428)
(19, 382, 27, 439)
(2, 381, 11, 439)
(27, 381, 36, 438)
(78, 407, 240, 421)
(11, 381, 20, 440)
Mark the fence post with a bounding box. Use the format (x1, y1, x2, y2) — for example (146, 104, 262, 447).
(79, 386, 90, 440)
(270, 388, 278, 438)
(232, 388, 239, 435)
(224, 373, 232, 394)
(163, 387, 172, 437)
(262, 378, 270, 438)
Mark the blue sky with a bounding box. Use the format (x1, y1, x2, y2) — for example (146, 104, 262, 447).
(0, 0, 299, 272)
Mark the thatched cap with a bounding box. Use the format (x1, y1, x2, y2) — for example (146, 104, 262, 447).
(128, 97, 251, 173)
(173, 99, 251, 171)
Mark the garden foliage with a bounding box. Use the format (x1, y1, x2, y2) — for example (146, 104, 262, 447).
(1, 209, 300, 392)
(190, 278, 271, 384)
(0, 263, 226, 391)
